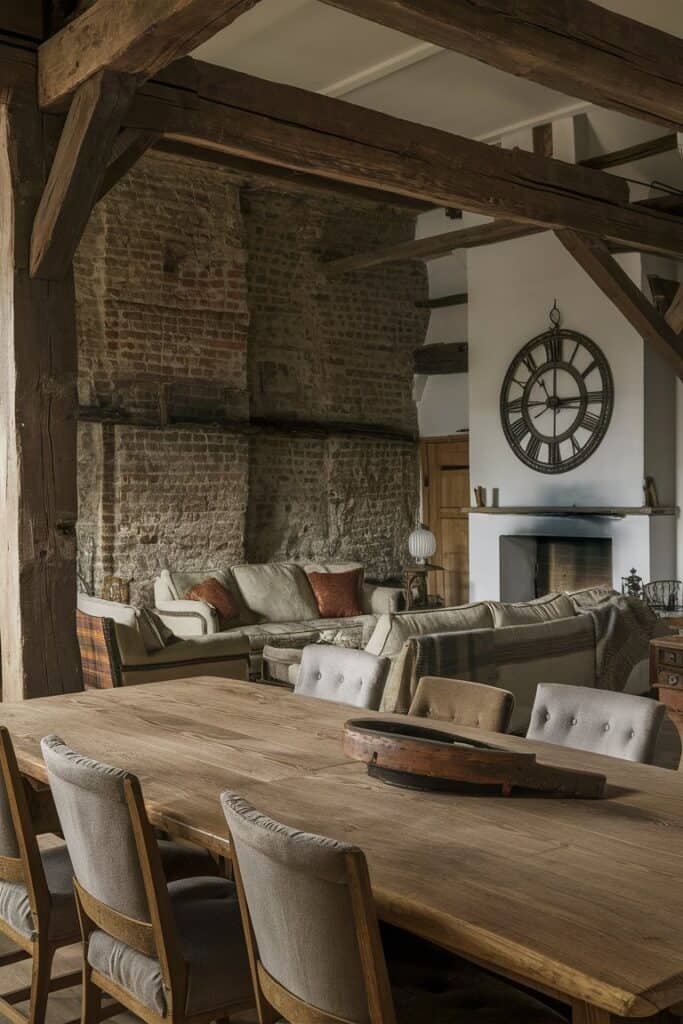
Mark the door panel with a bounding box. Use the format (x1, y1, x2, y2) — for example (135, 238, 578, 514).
(421, 436, 469, 607)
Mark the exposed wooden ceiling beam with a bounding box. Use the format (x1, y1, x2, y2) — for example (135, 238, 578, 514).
(414, 343, 468, 375)
(98, 128, 161, 202)
(582, 133, 678, 170)
(38, 0, 264, 109)
(122, 61, 683, 259)
(326, 135, 682, 273)
(152, 137, 434, 212)
(556, 229, 683, 378)
(320, 0, 683, 129)
(30, 69, 137, 279)
(666, 283, 683, 334)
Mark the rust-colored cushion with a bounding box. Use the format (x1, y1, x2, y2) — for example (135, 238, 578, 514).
(307, 568, 363, 618)
(185, 579, 240, 628)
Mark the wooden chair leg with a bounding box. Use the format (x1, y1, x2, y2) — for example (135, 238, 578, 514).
(28, 941, 53, 1024)
(81, 966, 101, 1024)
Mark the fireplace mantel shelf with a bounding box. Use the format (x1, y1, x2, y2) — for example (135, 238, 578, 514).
(462, 506, 678, 518)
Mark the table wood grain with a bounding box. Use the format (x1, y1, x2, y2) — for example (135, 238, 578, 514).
(2, 677, 682, 1023)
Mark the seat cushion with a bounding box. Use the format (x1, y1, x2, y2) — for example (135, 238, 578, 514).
(87, 877, 252, 1017)
(0, 844, 79, 942)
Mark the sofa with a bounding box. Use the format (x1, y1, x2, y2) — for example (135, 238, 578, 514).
(364, 586, 662, 732)
(153, 563, 404, 677)
(77, 594, 250, 688)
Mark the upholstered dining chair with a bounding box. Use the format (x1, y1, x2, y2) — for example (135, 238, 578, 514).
(408, 677, 515, 732)
(294, 644, 389, 709)
(41, 736, 254, 1024)
(527, 683, 665, 763)
(222, 792, 567, 1024)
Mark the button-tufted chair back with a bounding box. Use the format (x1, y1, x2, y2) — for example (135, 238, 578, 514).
(295, 644, 389, 710)
(526, 684, 665, 764)
(408, 677, 514, 733)
(41, 735, 151, 922)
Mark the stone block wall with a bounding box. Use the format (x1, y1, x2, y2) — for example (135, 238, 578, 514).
(75, 152, 428, 602)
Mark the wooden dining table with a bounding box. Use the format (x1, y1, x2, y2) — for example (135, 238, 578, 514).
(1, 676, 682, 1024)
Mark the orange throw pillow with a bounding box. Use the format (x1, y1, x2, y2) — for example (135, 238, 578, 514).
(185, 579, 240, 628)
(307, 568, 363, 618)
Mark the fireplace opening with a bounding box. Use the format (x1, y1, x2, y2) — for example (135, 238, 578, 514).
(500, 535, 613, 602)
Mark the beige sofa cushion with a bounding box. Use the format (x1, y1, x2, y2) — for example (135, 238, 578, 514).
(487, 592, 575, 628)
(568, 584, 619, 610)
(231, 563, 319, 623)
(366, 603, 494, 659)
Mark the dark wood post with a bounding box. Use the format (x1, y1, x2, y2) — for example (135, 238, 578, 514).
(0, 84, 82, 698)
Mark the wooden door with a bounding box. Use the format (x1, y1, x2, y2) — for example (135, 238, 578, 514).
(421, 435, 470, 607)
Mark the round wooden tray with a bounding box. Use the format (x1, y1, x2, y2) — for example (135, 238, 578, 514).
(343, 718, 606, 798)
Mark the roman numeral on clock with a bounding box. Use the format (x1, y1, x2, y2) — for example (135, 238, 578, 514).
(510, 418, 530, 443)
(522, 352, 537, 375)
(547, 441, 560, 466)
(506, 397, 524, 414)
(544, 335, 561, 363)
(526, 436, 541, 461)
(580, 411, 600, 432)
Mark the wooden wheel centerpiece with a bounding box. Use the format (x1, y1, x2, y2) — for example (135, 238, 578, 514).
(343, 719, 606, 798)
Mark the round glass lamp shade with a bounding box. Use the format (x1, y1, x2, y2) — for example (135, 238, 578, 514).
(408, 524, 437, 565)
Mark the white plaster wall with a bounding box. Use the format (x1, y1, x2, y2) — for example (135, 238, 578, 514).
(415, 209, 469, 437)
(468, 232, 645, 509)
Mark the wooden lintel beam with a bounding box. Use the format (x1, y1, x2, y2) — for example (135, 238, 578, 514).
(321, 0, 683, 129)
(121, 61, 683, 259)
(38, 0, 264, 110)
(556, 229, 683, 378)
(30, 69, 137, 279)
(666, 284, 683, 334)
(98, 128, 160, 202)
(414, 343, 468, 375)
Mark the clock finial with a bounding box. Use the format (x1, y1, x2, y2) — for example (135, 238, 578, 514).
(549, 299, 561, 329)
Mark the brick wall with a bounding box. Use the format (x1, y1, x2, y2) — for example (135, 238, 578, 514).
(76, 152, 428, 602)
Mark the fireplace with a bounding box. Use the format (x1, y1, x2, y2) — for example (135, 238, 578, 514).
(500, 535, 613, 602)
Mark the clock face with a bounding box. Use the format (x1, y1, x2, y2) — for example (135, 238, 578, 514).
(500, 327, 613, 474)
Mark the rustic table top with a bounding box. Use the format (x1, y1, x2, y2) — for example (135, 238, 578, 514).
(2, 677, 683, 1020)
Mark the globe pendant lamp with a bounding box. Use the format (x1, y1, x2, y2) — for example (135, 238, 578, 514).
(408, 523, 436, 565)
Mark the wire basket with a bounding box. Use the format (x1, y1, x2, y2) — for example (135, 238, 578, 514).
(643, 580, 683, 615)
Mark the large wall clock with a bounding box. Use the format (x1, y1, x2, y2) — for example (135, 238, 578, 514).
(500, 316, 614, 474)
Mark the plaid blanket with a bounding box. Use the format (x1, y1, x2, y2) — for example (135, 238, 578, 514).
(381, 628, 496, 713)
(588, 595, 664, 691)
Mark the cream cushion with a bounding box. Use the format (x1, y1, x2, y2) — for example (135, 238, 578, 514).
(487, 593, 575, 628)
(568, 584, 619, 610)
(366, 604, 494, 659)
(232, 563, 319, 623)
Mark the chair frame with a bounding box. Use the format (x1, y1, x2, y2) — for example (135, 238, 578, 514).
(230, 834, 397, 1024)
(0, 727, 82, 1024)
(74, 774, 252, 1024)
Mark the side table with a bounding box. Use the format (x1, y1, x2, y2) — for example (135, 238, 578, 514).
(403, 563, 444, 611)
(650, 634, 683, 769)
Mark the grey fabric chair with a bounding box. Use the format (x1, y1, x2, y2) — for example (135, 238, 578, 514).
(41, 736, 253, 1024)
(222, 792, 566, 1024)
(294, 643, 389, 709)
(526, 683, 665, 763)
(409, 677, 514, 732)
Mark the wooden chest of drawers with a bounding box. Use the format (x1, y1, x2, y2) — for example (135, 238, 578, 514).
(650, 635, 683, 768)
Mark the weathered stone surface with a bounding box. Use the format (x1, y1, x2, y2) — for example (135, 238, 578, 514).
(75, 154, 428, 601)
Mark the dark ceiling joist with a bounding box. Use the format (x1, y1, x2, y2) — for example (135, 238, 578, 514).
(415, 343, 468, 375)
(321, 0, 683, 129)
(327, 134, 682, 274)
(556, 229, 683, 379)
(153, 137, 434, 212)
(38, 0, 265, 109)
(122, 60, 683, 259)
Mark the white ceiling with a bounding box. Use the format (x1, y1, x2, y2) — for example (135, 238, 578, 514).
(194, 0, 683, 141)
